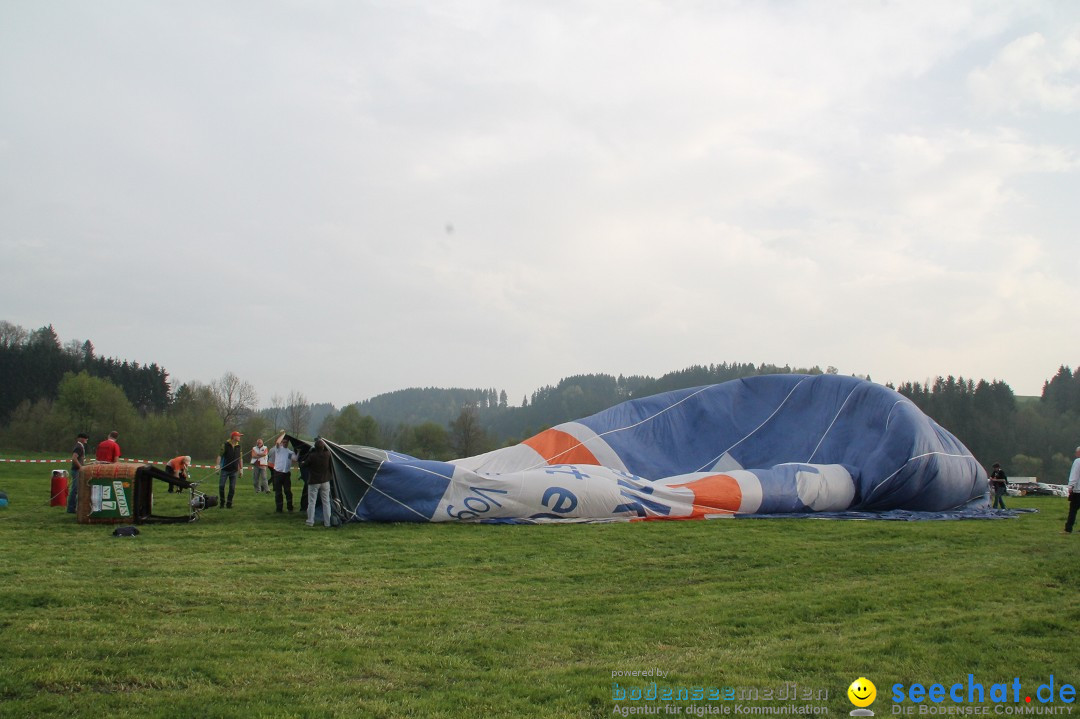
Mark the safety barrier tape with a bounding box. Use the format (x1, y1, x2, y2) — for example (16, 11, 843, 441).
(0, 457, 223, 470)
(0, 458, 70, 464)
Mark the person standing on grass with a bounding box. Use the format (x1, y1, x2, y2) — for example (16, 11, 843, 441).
(1064, 446, 1080, 534)
(66, 432, 89, 514)
(300, 439, 333, 528)
(96, 431, 121, 462)
(269, 435, 298, 513)
(298, 455, 311, 513)
(250, 438, 269, 494)
(218, 431, 244, 509)
(989, 462, 1008, 509)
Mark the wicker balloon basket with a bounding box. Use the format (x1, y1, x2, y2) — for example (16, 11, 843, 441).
(77, 462, 143, 524)
(76, 461, 209, 524)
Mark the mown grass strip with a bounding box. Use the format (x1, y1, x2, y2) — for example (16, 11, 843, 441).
(0, 459, 1076, 718)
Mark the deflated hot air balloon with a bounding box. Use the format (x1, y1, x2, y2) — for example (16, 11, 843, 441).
(303, 374, 989, 524)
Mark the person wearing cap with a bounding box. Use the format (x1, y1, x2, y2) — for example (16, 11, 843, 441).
(1064, 446, 1080, 534)
(218, 431, 244, 509)
(989, 462, 1008, 510)
(67, 432, 89, 514)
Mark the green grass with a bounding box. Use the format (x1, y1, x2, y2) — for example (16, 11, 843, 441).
(0, 456, 1077, 718)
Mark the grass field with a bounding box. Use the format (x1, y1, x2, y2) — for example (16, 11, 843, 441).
(0, 456, 1077, 719)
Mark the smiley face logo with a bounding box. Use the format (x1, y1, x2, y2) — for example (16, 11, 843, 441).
(848, 677, 876, 708)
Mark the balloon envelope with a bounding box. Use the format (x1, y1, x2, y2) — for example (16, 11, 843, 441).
(317, 374, 989, 523)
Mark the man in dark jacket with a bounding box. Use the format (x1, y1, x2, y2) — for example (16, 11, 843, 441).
(300, 439, 333, 527)
(67, 432, 89, 514)
(989, 462, 1008, 509)
(218, 431, 244, 509)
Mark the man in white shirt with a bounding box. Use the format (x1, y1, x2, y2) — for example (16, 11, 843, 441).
(250, 438, 270, 494)
(269, 436, 298, 513)
(1064, 446, 1080, 534)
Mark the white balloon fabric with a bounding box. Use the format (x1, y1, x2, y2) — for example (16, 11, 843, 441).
(316, 374, 989, 523)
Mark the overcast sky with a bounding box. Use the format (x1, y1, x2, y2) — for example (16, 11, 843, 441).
(2, 1, 1078, 407)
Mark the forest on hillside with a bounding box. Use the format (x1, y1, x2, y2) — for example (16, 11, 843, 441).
(1, 320, 1078, 482)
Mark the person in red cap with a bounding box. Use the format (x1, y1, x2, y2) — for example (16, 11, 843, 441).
(217, 431, 244, 509)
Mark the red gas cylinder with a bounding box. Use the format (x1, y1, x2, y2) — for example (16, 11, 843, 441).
(51, 470, 69, 507)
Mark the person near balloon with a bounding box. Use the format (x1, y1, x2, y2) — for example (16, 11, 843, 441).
(989, 462, 1007, 509)
(268, 436, 298, 513)
(300, 439, 333, 528)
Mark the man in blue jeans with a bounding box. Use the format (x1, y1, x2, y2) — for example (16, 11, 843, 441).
(300, 439, 333, 527)
(989, 463, 1008, 509)
(218, 431, 244, 509)
(66, 432, 89, 514)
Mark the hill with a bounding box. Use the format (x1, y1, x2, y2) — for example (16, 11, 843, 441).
(345, 362, 830, 444)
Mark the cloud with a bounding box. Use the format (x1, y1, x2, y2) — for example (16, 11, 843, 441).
(968, 28, 1080, 113)
(1, 1, 1078, 402)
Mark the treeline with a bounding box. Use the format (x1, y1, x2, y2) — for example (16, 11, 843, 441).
(892, 366, 1080, 483)
(0, 322, 315, 461)
(893, 376, 1016, 471)
(0, 369, 317, 463)
(3, 320, 1079, 481)
(321, 364, 840, 461)
(327, 362, 1080, 482)
(0, 322, 170, 418)
(340, 363, 832, 448)
(353, 387, 507, 427)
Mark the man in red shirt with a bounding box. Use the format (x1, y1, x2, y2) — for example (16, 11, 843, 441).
(96, 431, 121, 462)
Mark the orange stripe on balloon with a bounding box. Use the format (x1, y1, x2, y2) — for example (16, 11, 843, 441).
(521, 429, 601, 466)
(669, 474, 743, 514)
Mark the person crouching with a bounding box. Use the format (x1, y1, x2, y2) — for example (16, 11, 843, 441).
(166, 455, 192, 493)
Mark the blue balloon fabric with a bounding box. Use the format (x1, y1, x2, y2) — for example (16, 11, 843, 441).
(323, 374, 989, 523)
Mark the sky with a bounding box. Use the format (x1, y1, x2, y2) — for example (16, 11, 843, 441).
(2, 1, 1078, 407)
